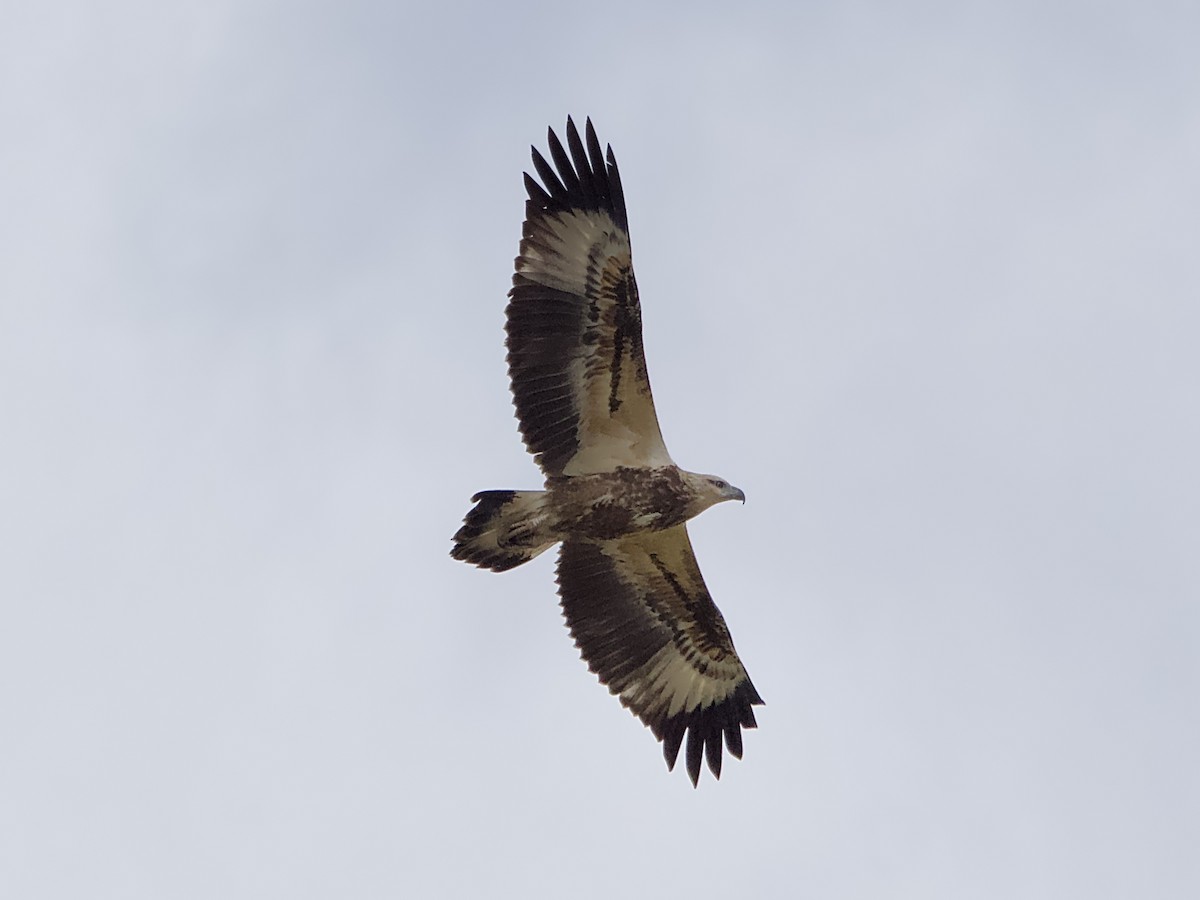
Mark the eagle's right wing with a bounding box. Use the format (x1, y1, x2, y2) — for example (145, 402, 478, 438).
(506, 117, 673, 477)
(555, 525, 763, 786)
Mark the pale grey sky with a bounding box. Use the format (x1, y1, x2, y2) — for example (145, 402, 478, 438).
(2, 2, 1198, 898)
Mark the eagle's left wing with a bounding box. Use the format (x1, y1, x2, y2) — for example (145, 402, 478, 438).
(506, 117, 672, 477)
(556, 525, 763, 785)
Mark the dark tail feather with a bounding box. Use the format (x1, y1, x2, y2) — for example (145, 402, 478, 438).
(451, 490, 553, 572)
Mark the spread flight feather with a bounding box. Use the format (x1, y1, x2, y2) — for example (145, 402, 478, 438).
(452, 117, 762, 785)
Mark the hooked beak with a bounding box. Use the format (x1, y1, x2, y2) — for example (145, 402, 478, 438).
(729, 485, 746, 505)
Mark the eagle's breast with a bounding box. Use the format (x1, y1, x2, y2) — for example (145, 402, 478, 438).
(548, 466, 692, 541)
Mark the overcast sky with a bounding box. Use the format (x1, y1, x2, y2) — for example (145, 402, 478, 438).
(2, 2, 1198, 897)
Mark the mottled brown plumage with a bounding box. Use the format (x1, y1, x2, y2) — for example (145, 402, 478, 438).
(452, 118, 761, 785)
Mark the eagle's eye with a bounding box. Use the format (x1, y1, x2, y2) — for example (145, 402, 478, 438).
(711, 479, 727, 490)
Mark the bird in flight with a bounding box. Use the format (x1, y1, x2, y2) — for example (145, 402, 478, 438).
(452, 118, 762, 785)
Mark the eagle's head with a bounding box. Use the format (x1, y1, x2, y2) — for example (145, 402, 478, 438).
(681, 470, 746, 517)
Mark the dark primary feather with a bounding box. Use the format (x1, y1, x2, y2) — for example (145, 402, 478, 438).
(530, 145, 568, 201)
(545, 128, 581, 197)
(556, 530, 763, 786)
(564, 124, 596, 207)
(604, 146, 628, 233)
(521, 172, 552, 208)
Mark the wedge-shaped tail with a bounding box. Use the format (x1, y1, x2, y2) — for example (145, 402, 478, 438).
(451, 490, 555, 572)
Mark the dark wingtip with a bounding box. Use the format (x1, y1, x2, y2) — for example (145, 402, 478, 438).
(724, 721, 744, 760)
(662, 721, 685, 773)
(685, 727, 703, 787)
(706, 729, 723, 780)
(522, 171, 551, 207)
(520, 117, 627, 232)
(651, 679, 763, 785)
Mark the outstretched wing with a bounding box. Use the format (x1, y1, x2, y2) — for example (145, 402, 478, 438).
(556, 525, 763, 786)
(506, 117, 672, 477)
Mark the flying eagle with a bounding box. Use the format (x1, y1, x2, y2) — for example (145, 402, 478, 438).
(452, 118, 762, 785)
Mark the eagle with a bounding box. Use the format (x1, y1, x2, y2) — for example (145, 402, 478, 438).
(452, 118, 762, 786)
